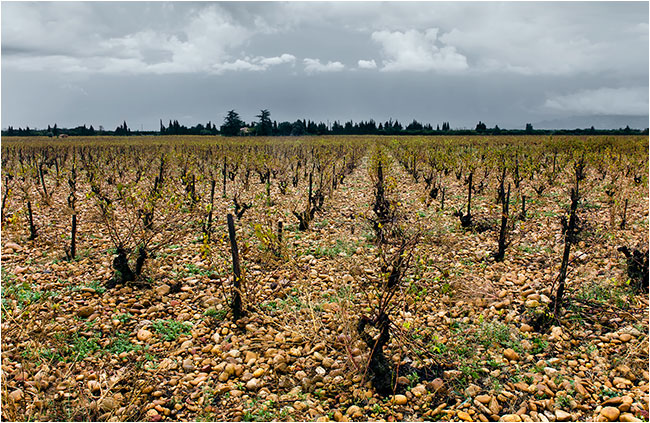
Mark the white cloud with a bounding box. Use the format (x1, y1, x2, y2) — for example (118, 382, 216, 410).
(544, 87, 649, 115)
(214, 54, 296, 73)
(259, 54, 296, 66)
(1, 4, 294, 75)
(371, 29, 468, 72)
(437, 5, 648, 76)
(2, 2, 647, 79)
(357, 59, 377, 69)
(303, 58, 345, 74)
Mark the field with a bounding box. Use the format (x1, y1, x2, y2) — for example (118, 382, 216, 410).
(1, 135, 648, 422)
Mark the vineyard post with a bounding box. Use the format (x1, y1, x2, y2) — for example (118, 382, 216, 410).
(227, 213, 243, 320)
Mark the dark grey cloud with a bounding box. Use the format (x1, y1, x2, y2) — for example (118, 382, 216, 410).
(2, 2, 648, 130)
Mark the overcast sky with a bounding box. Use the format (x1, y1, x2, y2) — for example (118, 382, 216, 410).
(1, 1, 648, 130)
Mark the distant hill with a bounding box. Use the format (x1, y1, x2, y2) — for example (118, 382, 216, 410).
(532, 115, 649, 130)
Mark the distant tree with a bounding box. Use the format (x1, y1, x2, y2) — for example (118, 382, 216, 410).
(115, 121, 130, 136)
(493, 125, 501, 135)
(221, 110, 244, 137)
(525, 123, 534, 134)
(475, 121, 487, 133)
(331, 121, 344, 134)
(406, 119, 423, 132)
(160, 119, 165, 134)
(306, 120, 318, 135)
(291, 120, 306, 136)
(255, 109, 273, 136)
(277, 121, 293, 136)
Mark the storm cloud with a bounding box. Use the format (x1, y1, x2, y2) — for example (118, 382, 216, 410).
(2, 2, 648, 130)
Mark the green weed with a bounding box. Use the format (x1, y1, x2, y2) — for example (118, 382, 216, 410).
(152, 319, 192, 341)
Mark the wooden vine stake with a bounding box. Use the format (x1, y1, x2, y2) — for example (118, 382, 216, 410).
(227, 213, 243, 320)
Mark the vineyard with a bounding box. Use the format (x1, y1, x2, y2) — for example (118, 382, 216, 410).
(1, 135, 648, 422)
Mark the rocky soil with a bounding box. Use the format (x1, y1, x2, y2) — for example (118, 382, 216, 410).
(1, 147, 648, 422)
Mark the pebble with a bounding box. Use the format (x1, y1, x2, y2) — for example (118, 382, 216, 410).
(427, 378, 445, 394)
(393, 394, 407, 405)
(77, 306, 95, 318)
(476, 395, 491, 404)
(504, 348, 519, 361)
(137, 328, 153, 341)
(457, 411, 472, 421)
(177, 312, 191, 322)
(346, 405, 363, 418)
(411, 384, 427, 397)
(5, 242, 21, 251)
(8, 389, 23, 402)
(550, 326, 564, 341)
(600, 407, 620, 421)
(613, 377, 632, 387)
(620, 413, 642, 422)
(88, 380, 101, 393)
(555, 410, 571, 422)
(155, 284, 171, 296)
(245, 351, 257, 364)
(182, 359, 196, 372)
(520, 324, 533, 332)
(99, 396, 117, 411)
(225, 363, 236, 375)
(465, 384, 481, 397)
(499, 414, 522, 422)
(246, 378, 260, 391)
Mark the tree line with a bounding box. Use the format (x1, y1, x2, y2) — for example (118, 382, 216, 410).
(3, 109, 648, 137)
